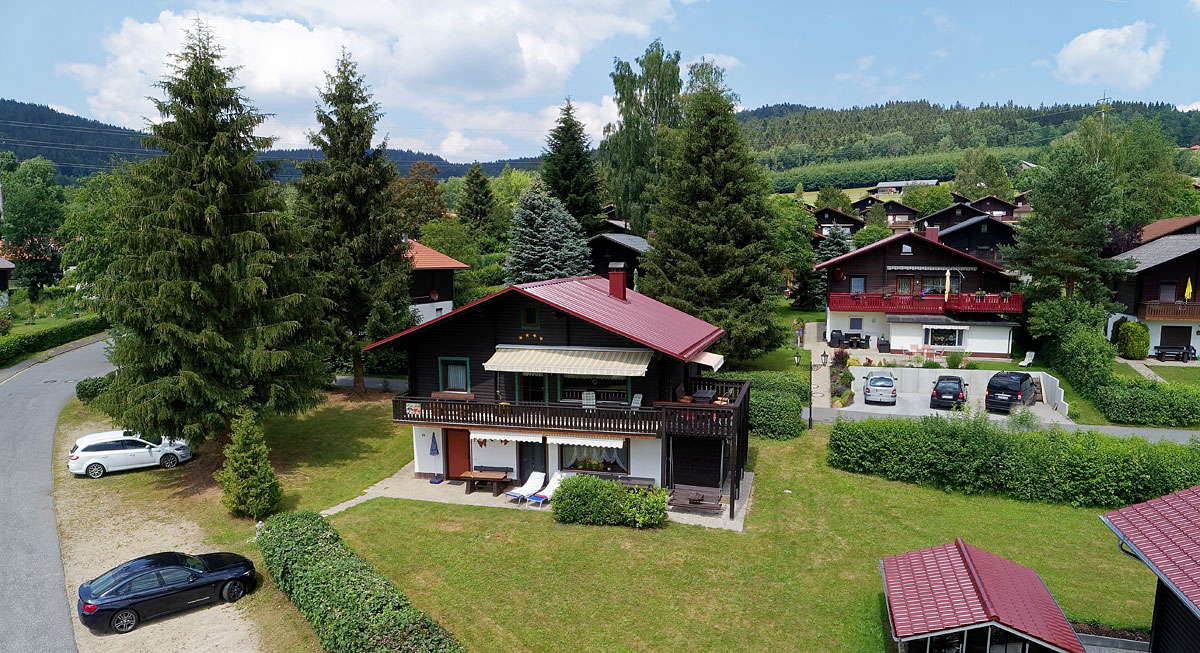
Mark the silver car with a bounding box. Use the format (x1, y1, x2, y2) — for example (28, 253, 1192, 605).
(862, 371, 897, 405)
(68, 430, 192, 479)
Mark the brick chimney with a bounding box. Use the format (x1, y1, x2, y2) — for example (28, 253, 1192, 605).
(608, 262, 627, 300)
(925, 226, 940, 243)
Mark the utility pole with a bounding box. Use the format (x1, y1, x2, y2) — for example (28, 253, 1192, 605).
(1095, 91, 1112, 164)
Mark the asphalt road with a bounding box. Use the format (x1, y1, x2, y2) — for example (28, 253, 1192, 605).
(0, 340, 113, 653)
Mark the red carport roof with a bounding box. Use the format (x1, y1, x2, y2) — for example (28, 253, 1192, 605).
(881, 539, 1085, 653)
(406, 240, 469, 270)
(364, 276, 725, 361)
(1102, 485, 1200, 619)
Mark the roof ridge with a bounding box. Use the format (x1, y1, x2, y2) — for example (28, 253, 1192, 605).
(955, 538, 998, 622)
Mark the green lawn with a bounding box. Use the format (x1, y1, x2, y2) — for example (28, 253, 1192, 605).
(1148, 365, 1200, 386)
(1113, 362, 1145, 380)
(730, 300, 822, 371)
(8, 315, 86, 336)
(331, 430, 1154, 652)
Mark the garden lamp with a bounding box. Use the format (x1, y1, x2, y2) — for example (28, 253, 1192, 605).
(794, 353, 800, 366)
(821, 351, 829, 367)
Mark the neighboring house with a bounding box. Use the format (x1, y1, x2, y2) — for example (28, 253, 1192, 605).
(1138, 215, 1200, 245)
(599, 203, 629, 233)
(1109, 234, 1200, 349)
(364, 265, 750, 518)
(881, 538, 1086, 653)
(870, 179, 939, 195)
(950, 190, 971, 204)
(851, 195, 882, 214)
(407, 240, 469, 324)
(915, 202, 988, 232)
(936, 216, 1017, 266)
(810, 230, 826, 251)
(814, 230, 1023, 356)
(0, 256, 12, 291)
(880, 200, 919, 233)
(813, 207, 865, 237)
(588, 233, 651, 288)
(1102, 485, 1200, 652)
(1013, 191, 1032, 218)
(969, 195, 1018, 220)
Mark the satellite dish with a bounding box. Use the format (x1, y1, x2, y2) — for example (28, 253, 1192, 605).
(430, 289, 439, 301)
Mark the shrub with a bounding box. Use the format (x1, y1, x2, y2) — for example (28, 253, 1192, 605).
(0, 314, 106, 368)
(827, 411, 1200, 507)
(1109, 316, 1128, 344)
(836, 369, 854, 386)
(1094, 377, 1200, 428)
(846, 356, 861, 367)
(922, 360, 941, 368)
(832, 347, 849, 368)
(1116, 320, 1150, 360)
(215, 408, 282, 519)
(945, 351, 964, 369)
(75, 375, 112, 404)
(704, 369, 811, 440)
(622, 486, 669, 528)
(0, 314, 10, 336)
(964, 361, 980, 370)
(259, 511, 465, 653)
(552, 474, 629, 526)
(1054, 326, 1116, 390)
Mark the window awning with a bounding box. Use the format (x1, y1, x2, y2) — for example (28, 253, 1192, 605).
(689, 351, 725, 371)
(545, 434, 627, 448)
(483, 346, 653, 377)
(469, 430, 543, 443)
(886, 265, 978, 272)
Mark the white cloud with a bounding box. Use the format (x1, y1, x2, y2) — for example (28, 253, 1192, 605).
(1178, 101, 1200, 112)
(46, 104, 77, 116)
(1191, 0, 1200, 12)
(685, 53, 742, 70)
(924, 7, 956, 32)
(1054, 21, 1167, 91)
(1030, 58, 1050, 68)
(932, 49, 948, 59)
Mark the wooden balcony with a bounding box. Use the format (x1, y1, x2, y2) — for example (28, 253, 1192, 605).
(827, 292, 1023, 315)
(1139, 301, 1200, 322)
(392, 377, 750, 441)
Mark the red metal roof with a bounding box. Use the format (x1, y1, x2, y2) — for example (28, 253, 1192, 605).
(407, 240, 469, 270)
(1138, 215, 1200, 245)
(881, 539, 1085, 653)
(1102, 485, 1200, 617)
(815, 231, 1005, 272)
(364, 276, 725, 361)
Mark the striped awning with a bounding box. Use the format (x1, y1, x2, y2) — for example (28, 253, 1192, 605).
(545, 434, 627, 448)
(483, 346, 653, 377)
(469, 430, 542, 443)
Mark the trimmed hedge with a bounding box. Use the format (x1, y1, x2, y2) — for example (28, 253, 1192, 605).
(75, 375, 112, 404)
(1116, 320, 1150, 360)
(0, 315, 106, 368)
(769, 147, 1042, 193)
(552, 474, 668, 528)
(1094, 377, 1200, 428)
(704, 369, 810, 440)
(258, 511, 465, 653)
(827, 412, 1200, 507)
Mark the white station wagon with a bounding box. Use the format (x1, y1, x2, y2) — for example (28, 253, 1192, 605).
(68, 430, 192, 479)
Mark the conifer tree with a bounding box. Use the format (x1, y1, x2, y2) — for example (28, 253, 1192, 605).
(296, 52, 411, 395)
(864, 202, 887, 227)
(505, 180, 590, 284)
(799, 225, 853, 309)
(541, 100, 602, 233)
(456, 163, 502, 242)
(215, 407, 282, 518)
(814, 186, 856, 215)
(98, 26, 328, 447)
(639, 62, 785, 361)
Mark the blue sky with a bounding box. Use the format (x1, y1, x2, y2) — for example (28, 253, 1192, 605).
(2, 1, 1198, 162)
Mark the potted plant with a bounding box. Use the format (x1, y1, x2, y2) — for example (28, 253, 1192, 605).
(881, 292, 892, 300)
(974, 290, 987, 302)
(1000, 290, 1012, 299)
(851, 291, 862, 300)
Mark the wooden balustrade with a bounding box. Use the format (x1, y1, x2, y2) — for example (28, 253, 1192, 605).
(1140, 301, 1200, 321)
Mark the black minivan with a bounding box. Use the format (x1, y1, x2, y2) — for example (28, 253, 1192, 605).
(984, 372, 1037, 413)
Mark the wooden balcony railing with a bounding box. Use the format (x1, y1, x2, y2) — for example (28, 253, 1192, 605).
(827, 292, 1023, 314)
(1139, 301, 1200, 322)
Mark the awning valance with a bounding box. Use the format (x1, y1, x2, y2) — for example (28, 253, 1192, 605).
(690, 351, 725, 371)
(545, 434, 627, 448)
(469, 430, 543, 443)
(886, 265, 978, 272)
(483, 346, 653, 377)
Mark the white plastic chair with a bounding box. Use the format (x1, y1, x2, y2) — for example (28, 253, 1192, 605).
(504, 471, 546, 505)
(1018, 351, 1035, 367)
(527, 471, 566, 508)
(582, 391, 596, 413)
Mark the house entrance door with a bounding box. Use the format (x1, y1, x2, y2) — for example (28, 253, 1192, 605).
(518, 441, 546, 482)
(671, 436, 723, 488)
(1161, 326, 1191, 348)
(445, 429, 470, 478)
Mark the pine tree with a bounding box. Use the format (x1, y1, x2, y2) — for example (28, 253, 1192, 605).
(541, 100, 602, 233)
(98, 26, 328, 447)
(0, 156, 65, 300)
(215, 407, 282, 519)
(297, 51, 412, 395)
(800, 225, 853, 309)
(814, 186, 856, 215)
(639, 62, 785, 361)
(456, 163, 502, 241)
(506, 180, 590, 284)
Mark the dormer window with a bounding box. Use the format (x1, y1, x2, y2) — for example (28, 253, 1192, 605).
(954, 208, 962, 216)
(980, 223, 988, 233)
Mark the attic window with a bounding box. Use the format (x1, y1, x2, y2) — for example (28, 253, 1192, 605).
(901, 244, 913, 255)
(980, 223, 988, 233)
(521, 305, 540, 329)
(954, 208, 962, 216)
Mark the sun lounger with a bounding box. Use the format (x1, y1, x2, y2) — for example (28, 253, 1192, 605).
(504, 471, 545, 505)
(1018, 351, 1035, 367)
(527, 471, 566, 508)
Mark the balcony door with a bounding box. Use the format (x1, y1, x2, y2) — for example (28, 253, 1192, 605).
(897, 276, 914, 295)
(519, 373, 546, 403)
(445, 429, 470, 478)
(1160, 282, 1178, 303)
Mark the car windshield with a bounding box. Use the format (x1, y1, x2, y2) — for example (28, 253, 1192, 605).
(868, 377, 893, 387)
(89, 564, 130, 596)
(179, 554, 206, 573)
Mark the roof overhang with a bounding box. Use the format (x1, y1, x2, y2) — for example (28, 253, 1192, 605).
(689, 351, 725, 371)
(1100, 514, 1200, 621)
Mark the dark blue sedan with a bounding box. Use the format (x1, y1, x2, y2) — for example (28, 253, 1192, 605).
(78, 551, 255, 633)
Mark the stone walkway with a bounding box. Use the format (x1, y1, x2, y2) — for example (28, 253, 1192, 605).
(1120, 358, 1165, 382)
(322, 463, 755, 532)
(804, 321, 832, 408)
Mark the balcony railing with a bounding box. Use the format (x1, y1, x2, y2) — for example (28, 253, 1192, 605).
(392, 377, 751, 441)
(827, 292, 1023, 314)
(1139, 301, 1200, 322)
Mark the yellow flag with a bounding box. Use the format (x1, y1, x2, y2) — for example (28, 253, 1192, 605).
(944, 269, 951, 302)
(1187, 278, 1193, 301)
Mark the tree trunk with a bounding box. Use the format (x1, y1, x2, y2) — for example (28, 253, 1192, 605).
(351, 349, 367, 396)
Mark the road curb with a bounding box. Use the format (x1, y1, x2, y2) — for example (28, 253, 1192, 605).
(0, 332, 109, 386)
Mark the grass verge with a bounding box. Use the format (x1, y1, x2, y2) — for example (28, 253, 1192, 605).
(1148, 365, 1200, 386)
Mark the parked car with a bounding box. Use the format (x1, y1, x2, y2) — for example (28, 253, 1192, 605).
(984, 372, 1037, 413)
(862, 371, 897, 405)
(77, 551, 255, 633)
(68, 430, 192, 479)
(929, 375, 968, 410)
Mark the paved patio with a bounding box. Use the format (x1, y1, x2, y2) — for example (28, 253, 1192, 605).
(322, 463, 754, 532)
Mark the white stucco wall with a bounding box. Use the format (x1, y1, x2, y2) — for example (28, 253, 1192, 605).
(1106, 313, 1136, 340)
(1144, 321, 1200, 350)
(825, 311, 889, 343)
(825, 316, 1011, 356)
(965, 325, 1013, 356)
(411, 300, 454, 324)
(470, 438, 519, 479)
(888, 323, 924, 353)
(629, 438, 663, 485)
(413, 427, 444, 476)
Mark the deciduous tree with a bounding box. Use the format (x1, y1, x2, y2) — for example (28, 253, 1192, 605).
(852, 224, 892, 248)
(903, 184, 954, 217)
(0, 156, 65, 300)
(59, 167, 130, 294)
(389, 161, 446, 237)
(864, 202, 887, 227)
(953, 145, 1014, 201)
(505, 180, 591, 284)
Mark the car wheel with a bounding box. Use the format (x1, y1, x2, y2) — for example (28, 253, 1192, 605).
(160, 454, 178, 469)
(111, 609, 138, 633)
(222, 579, 246, 603)
(85, 463, 105, 479)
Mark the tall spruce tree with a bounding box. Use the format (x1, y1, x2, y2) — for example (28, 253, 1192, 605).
(505, 180, 590, 284)
(800, 225, 853, 309)
(98, 26, 328, 446)
(639, 62, 785, 361)
(456, 163, 502, 242)
(541, 100, 602, 233)
(297, 52, 412, 395)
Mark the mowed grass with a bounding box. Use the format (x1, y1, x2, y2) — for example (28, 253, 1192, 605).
(1148, 365, 1200, 386)
(331, 430, 1155, 652)
(731, 300, 823, 371)
(9, 316, 80, 336)
(1113, 362, 1145, 380)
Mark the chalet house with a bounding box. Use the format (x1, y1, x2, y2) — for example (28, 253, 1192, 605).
(0, 256, 12, 293)
(364, 265, 750, 518)
(815, 230, 1023, 356)
(587, 233, 652, 288)
(1102, 485, 1200, 652)
(881, 539, 1085, 653)
(969, 195, 1018, 220)
(1138, 215, 1200, 246)
(813, 207, 865, 237)
(1110, 235, 1200, 350)
(851, 195, 882, 214)
(914, 202, 988, 232)
(407, 240, 469, 324)
(880, 200, 919, 233)
(599, 203, 629, 233)
(870, 179, 938, 195)
(930, 216, 1017, 266)
(810, 230, 826, 251)
(1013, 191, 1033, 218)
(950, 190, 971, 204)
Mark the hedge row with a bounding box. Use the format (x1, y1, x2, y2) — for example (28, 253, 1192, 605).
(1094, 377, 1200, 428)
(258, 511, 465, 653)
(827, 412, 1200, 507)
(769, 147, 1041, 193)
(705, 369, 810, 441)
(551, 474, 668, 528)
(0, 315, 106, 368)
(75, 375, 112, 403)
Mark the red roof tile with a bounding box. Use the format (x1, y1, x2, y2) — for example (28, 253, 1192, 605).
(364, 276, 725, 361)
(1138, 215, 1200, 245)
(407, 240, 469, 270)
(1102, 485, 1200, 617)
(881, 539, 1085, 653)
